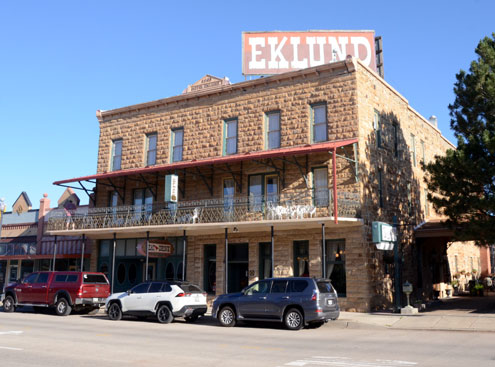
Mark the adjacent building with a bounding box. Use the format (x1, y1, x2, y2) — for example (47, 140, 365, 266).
(47, 58, 490, 311)
(0, 191, 91, 292)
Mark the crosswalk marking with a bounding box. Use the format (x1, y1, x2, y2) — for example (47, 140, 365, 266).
(0, 331, 23, 335)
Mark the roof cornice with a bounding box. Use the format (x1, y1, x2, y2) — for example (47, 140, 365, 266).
(96, 58, 356, 121)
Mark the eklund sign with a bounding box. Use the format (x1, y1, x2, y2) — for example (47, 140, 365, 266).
(242, 31, 377, 75)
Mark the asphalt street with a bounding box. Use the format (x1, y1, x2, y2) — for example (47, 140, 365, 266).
(0, 310, 494, 367)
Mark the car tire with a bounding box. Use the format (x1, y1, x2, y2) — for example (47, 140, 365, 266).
(184, 315, 199, 323)
(156, 305, 173, 324)
(107, 303, 122, 321)
(3, 295, 15, 313)
(218, 306, 236, 327)
(55, 298, 72, 316)
(284, 308, 303, 330)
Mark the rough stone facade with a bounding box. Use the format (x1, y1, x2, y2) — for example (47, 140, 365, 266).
(87, 58, 459, 311)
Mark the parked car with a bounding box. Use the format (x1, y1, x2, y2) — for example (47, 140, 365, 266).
(105, 281, 207, 323)
(2, 271, 110, 316)
(212, 277, 339, 330)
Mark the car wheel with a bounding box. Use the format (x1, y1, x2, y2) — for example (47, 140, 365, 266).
(156, 305, 173, 324)
(218, 306, 236, 327)
(3, 295, 15, 313)
(284, 308, 303, 330)
(107, 303, 122, 321)
(184, 315, 199, 323)
(55, 298, 72, 316)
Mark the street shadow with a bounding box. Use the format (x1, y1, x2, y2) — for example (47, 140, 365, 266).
(421, 293, 495, 314)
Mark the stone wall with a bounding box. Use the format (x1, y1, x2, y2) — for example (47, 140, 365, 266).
(186, 225, 368, 312)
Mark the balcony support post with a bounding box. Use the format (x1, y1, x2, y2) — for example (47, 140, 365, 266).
(145, 231, 150, 281)
(322, 223, 326, 278)
(182, 230, 187, 281)
(80, 234, 86, 272)
(111, 233, 116, 294)
(225, 228, 228, 294)
(332, 147, 338, 224)
(52, 235, 58, 271)
(271, 226, 274, 278)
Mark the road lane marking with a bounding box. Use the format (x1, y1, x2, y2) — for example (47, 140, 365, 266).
(0, 331, 23, 335)
(0, 346, 23, 351)
(284, 356, 418, 367)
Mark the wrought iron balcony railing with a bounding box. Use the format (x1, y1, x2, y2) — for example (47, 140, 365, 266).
(46, 191, 361, 232)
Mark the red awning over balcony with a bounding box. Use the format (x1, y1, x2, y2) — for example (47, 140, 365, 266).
(53, 138, 358, 185)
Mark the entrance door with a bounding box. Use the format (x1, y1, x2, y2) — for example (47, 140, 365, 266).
(115, 260, 142, 293)
(204, 245, 216, 294)
(228, 243, 249, 293)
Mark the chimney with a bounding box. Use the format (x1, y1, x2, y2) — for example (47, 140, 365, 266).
(428, 115, 438, 129)
(37, 193, 51, 243)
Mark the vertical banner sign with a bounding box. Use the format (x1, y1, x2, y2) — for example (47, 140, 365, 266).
(165, 174, 179, 202)
(242, 30, 377, 75)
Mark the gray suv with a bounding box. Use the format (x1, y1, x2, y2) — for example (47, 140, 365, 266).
(212, 277, 339, 330)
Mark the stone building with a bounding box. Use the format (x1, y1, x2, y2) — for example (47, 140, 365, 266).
(47, 58, 486, 311)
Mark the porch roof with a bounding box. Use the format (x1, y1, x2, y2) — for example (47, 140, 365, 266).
(53, 138, 358, 185)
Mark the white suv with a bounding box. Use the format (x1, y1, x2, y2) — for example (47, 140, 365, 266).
(105, 281, 207, 323)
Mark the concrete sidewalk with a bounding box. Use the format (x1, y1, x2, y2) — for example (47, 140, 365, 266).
(333, 295, 495, 332)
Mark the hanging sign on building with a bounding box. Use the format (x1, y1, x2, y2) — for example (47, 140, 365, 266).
(164, 174, 179, 202)
(372, 221, 397, 250)
(242, 30, 377, 76)
(137, 239, 174, 258)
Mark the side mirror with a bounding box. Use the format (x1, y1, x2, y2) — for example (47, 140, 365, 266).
(126, 290, 132, 295)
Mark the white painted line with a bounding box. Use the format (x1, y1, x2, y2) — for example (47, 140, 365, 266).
(0, 346, 23, 351)
(285, 356, 418, 367)
(0, 331, 23, 335)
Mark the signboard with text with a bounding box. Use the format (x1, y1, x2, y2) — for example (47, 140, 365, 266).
(137, 239, 174, 258)
(242, 30, 377, 75)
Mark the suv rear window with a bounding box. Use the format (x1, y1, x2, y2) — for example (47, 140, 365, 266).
(178, 284, 203, 293)
(55, 275, 67, 282)
(317, 281, 334, 293)
(83, 274, 108, 284)
(287, 280, 308, 293)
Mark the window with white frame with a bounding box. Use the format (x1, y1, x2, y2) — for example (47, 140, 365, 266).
(311, 103, 327, 143)
(146, 133, 157, 166)
(111, 139, 122, 171)
(313, 167, 329, 207)
(266, 111, 280, 149)
(171, 128, 183, 163)
(224, 119, 237, 155)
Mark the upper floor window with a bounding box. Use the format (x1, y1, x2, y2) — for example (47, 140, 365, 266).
(378, 170, 384, 208)
(171, 128, 183, 163)
(111, 139, 122, 171)
(265, 111, 280, 149)
(393, 123, 399, 158)
(146, 133, 157, 166)
(311, 103, 327, 143)
(108, 191, 119, 209)
(420, 139, 425, 164)
(313, 167, 329, 207)
(374, 110, 381, 148)
(224, 118, 237, 155)
(410, 134, 417, 167)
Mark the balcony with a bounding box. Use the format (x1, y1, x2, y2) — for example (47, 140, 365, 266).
(46, 191, 361, 233)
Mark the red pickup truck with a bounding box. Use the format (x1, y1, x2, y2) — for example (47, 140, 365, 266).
(2, 271, 110, 316)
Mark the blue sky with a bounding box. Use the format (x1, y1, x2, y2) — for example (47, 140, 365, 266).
(0, 0, 493, 210)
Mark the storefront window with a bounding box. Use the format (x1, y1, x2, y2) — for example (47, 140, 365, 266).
(325, 239, 346, 296)
(293, 241, 309, 277)
(259, 242, 272, 280)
